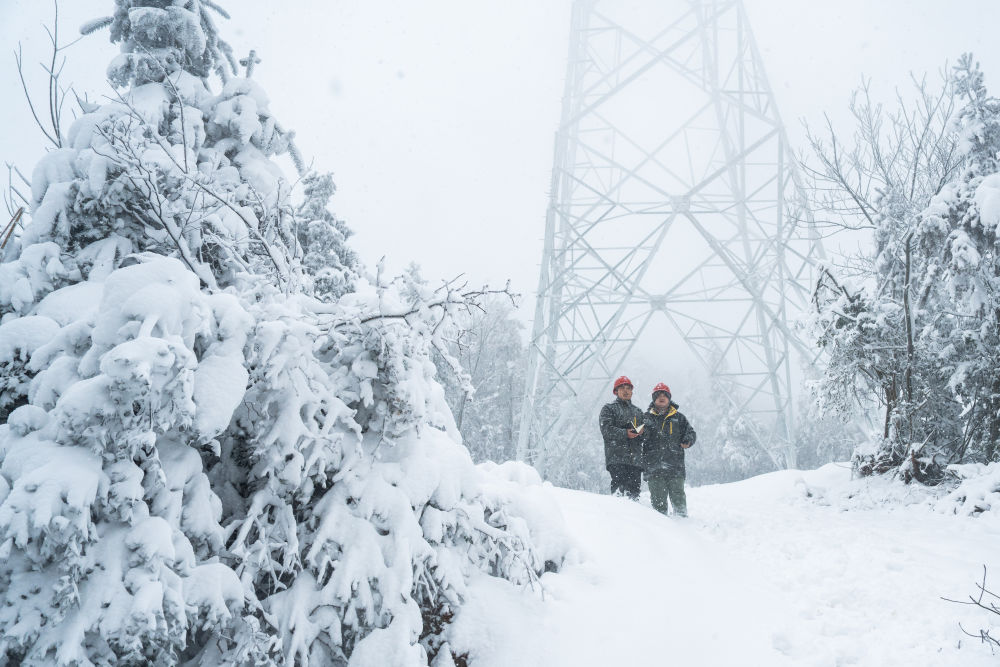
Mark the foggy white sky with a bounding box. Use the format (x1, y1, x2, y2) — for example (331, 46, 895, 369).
(2, 0, 999, 319)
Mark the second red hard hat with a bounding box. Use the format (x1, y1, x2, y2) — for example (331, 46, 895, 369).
(652, 382, 671, 397)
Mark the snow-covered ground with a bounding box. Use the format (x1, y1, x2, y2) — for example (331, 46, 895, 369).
(451, 464, 1000, 666)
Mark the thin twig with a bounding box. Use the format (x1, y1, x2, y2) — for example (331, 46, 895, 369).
(1, 207, 24, 249)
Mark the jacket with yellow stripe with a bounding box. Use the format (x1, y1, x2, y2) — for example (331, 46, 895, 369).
(641, 401, 696, 477)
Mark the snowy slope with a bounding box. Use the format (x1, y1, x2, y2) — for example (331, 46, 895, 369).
(450, 464, 1000, 666)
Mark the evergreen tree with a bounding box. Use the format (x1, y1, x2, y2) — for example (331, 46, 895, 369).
(919, 55, 1000, 464)
(0, 3, 565, 665)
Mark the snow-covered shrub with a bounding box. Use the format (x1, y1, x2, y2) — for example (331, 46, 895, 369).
(0, 2, 566, 665)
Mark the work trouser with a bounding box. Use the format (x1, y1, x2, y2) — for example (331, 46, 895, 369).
(607, 464, 642, 499)
(648, 472, 687, 516)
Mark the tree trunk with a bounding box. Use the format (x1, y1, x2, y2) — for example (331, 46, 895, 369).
(902, 232, 915, 447)
(883, 378, 897, 441)
(456, 391, 469, 433)
(988, 377, 1000, 462)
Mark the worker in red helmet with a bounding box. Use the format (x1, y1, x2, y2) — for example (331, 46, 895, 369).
(641, 382, 697, 517)
(599, 376, 645, 498)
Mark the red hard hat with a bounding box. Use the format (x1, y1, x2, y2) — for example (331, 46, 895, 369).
(652, 382, 671, 397)
(612, 376, 633, 393)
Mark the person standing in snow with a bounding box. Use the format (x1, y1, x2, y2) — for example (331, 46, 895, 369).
(642, 383, 696, 517)
(599, 376, 646, 499)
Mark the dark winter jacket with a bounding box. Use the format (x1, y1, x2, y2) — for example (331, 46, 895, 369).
(599, 398, 645, 469)
(641, 401, 696, 478)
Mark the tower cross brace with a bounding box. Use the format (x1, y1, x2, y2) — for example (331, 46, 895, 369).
(517, 0, 824, 485)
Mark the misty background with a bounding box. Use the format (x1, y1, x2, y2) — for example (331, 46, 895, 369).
(4, 0, 999, 300)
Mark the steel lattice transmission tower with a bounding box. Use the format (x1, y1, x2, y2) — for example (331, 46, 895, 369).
(517, 0, 824, 481)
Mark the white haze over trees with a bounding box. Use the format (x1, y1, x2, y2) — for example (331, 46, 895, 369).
(435, 297, 525, 467)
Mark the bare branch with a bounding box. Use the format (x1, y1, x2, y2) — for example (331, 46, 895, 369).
(1, 208, 24, 249)
(801, 71, 959, 236)
(14, 0, 83, 149)
(15, 44, 59, 147)
(943, 566, 1000, 652)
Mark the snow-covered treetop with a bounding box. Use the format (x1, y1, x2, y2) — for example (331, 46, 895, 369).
(84, 0, 238, 88)
(952, 54, 1000, 174)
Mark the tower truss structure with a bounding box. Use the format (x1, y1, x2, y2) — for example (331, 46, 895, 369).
(517, 0, 824, 482)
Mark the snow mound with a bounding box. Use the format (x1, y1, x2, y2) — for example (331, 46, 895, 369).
(937, 463, 1000, 519)
(454, 465, 1000, 666)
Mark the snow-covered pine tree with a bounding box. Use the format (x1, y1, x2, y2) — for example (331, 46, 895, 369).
(917, 55, 1000, 465)
(0, 2, 566, 665)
